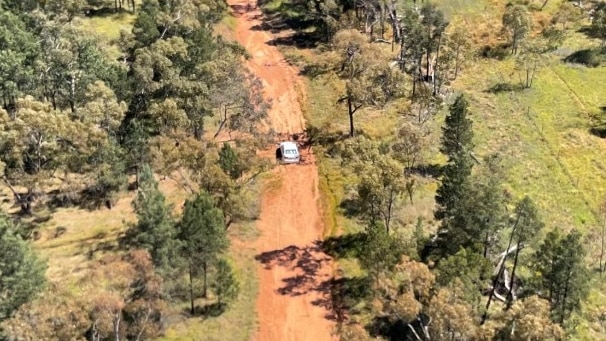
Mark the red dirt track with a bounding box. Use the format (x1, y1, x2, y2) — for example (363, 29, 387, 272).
(228, 1, 338, 340)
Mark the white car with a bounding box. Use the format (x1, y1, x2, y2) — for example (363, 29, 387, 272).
(277, 141, 300, 164)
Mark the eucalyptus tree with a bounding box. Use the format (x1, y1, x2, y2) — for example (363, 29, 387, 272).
(333, 29, 405, 137)
(502, 4, 532, 54)
(0, 97, 80, 213)
(0, 10, 39, 112)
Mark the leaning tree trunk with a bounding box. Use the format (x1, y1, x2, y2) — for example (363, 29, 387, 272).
(481, 215, 520, 324)
(505, 241, 522, 309)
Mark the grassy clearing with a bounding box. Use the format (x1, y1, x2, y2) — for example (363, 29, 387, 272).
(74, 11, 136, 60)
(19, 174, 260, 341)
(31, 178, 187, 284)
(452, 37, 606, 233)
(75, 12, 136, 41)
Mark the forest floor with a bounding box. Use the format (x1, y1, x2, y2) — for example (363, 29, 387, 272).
(228, 0, 338, 340)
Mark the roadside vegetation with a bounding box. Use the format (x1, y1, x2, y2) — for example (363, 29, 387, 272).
(0, 0, 266, 340)
(263, 0, 606, 339)
(3, 0, 606, 340)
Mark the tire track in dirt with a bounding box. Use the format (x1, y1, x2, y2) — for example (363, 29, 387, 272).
(227, 2, 338, 340)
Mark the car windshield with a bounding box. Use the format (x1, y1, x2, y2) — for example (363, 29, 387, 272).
(285, 149, 297, 155)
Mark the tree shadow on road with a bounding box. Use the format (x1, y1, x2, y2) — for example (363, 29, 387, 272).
(255, 243, 332, 296)
(255, 242, 371, 322)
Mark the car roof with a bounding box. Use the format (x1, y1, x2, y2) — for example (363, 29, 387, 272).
(280, 141, 298, 149)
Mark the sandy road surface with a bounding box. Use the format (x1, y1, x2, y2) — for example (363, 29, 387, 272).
(227, 1, 338, 340)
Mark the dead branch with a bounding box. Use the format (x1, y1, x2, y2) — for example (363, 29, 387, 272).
(493, 244, 522, 276)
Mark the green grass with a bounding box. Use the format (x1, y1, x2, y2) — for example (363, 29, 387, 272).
(453, 46, 606, 232)
(75, 12, 136, 41)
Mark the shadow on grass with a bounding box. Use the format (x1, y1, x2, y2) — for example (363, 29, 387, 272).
(228, 0, 327, 48)
(589, 106, 606, 138)
(300, 62, 332, 78)
(83, 6, 132, 17)
(479, 43, 512, 60)
(563, 48, 604, 67)
(185, 302, 226, 318)
(406, 163, 443, 178)
(367, 314, 431, 341)
(267, 32, 321, 49)
(577, 26, 605, 42)
(484, 82, 525, 94)
(339, 198, 362, 218)
(320, 232, 366, 259)
(305, 126, 350, 148)
(312, 276, 372, 322)
(589, 125, 606, 138)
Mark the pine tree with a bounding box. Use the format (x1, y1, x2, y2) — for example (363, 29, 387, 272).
(505, 196, 543, 308)
(435, 95, 474, 222)
(439, 95, 474, 162)
(178, 190, 229, 314)
(211, 258, 239, 307)
(532, 229, 589, 323)
(432, 94, 475, 258)
(358, 222, 403, 288)
(129, 164, 177, 270)
(218, 142, 246, 180)
(0, 214, 46, 321)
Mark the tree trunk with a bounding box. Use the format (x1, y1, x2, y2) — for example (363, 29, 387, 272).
(483, 231, 490, 258)
(528, 61, 537, 88)
(203, 261, 208, 298)
(113, 312, 121, 341)
(388, 1, 401, 43)
(214, 105, 228, 139)
(379, 8, 385, 39)
(134, 164, 140, 190)
(559, 269, 571, 324)
(348, 95, 355, 137)
(189, 262, 195, 314)
(454, 45, 461, 79)
(481, 215, 520, 324)
(384, 189, 394, 234)
(399, 37, 406, 71)
(505, 241, 522, 309)
(69, 72, 77, 114)
(425, 50, 431, 80)
(194, 124, 202, 140)
(601, 221, 605, 274)
(433, 34, 443, 95)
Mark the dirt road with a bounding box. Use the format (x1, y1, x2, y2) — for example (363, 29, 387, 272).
(227, 1, 338, 340)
